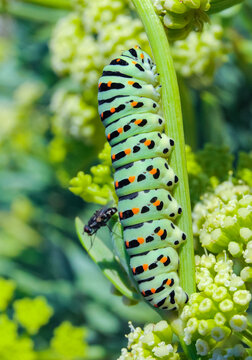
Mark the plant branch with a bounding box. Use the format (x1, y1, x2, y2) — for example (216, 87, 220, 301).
(131, 0, 196, 297)
(208, 0, 244, 14)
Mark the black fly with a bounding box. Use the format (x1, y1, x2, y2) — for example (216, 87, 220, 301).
(84, 206, 117, 236)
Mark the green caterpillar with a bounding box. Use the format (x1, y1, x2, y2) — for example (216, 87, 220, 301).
(98, 45, 188, 310)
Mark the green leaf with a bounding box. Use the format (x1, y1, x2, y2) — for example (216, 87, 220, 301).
(75, 217, 141, 302)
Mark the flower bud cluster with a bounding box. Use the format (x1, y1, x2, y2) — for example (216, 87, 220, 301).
(0, 278, 15, 311)
(13, 297, 53, 335)
(181, 253, 251, 356)
(192, 181, 252, 278)
(152, 0, 210, 40)
(69, 143, 116, 205)
(118, 321, 180, 360)
(50, 0, 149, 145)
(50, 89, 98, 140)
(209, 344, 252, 360)
(172, 24, 229, 85)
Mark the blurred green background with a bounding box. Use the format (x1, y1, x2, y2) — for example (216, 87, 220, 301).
(0, 0, 251, 359)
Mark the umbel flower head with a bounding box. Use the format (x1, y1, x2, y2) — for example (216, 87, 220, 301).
(192, 181, 252, 282)
(152, 0, 211, 40)
(181, 253, 251, 356)
(49, 0, 149, 146)
(172, 24, 229, 86)
(69, 142, 116, 205)
(118, 320, 180, 360)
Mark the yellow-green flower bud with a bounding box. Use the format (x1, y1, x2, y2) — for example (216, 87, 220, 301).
(240, 267, 252, 282)
(195, 338, 209, 356)
(214, 312, 226, 326)
(219, 299, 234, 313)
(182, 253, 251, 353)
(193, 181, 252, 282)
(118, 321, 180, 360)
(164, 11, 192, 29)
(243, 241, 252, 264)
(229, 241, 243, 257)
(13, 296, 53, 334)
(51, 321, 87, 359)
(211, 326, 231, 341)
(153, 0, 211, 40)
(0, 278, 16, 311)
(229, 314, 247, 332)
(233, 290, 251, 308)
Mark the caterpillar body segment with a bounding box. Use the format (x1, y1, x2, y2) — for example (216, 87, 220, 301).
(139, 273, 189, 311)
(98, 77, 160, 103)
(118, 188, 182, 227)
(105, 113, 164, 146)
(103, 48, 158, 86)
(98, 45, 188, 310)
(130, 247, 179, 279)
(123, 219, 187, 256)
(99, 96, 159, 127)
(111, 132, 174, 169)
(114, 157, 177, 197)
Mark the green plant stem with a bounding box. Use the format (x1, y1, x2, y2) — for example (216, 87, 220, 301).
(235, 331, 252, 348)
(247, 321, 252, 333)
(131, 0, 196, 296)
(15, 0, 72, 9)
(1, 0, 68, 22)
(208, 0, 244, 13)
(177, 76, 197, 150)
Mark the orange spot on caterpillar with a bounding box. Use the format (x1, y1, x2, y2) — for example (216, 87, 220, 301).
(153, 200, 161, 207)
(117, 127, 123, 133)
(151, 288, 156, 294)
(166, 279, 172, 286)
(128, 176, 135, 183)
(124, 148, 131, 155)
(132, 208, 139, 215)
(157, 229, 164, 237)
(110, 107, 116, 113)
(144, 139, 151, 146)
(160, 256, 168, 264)
(154, 304, 158, 308)
(134, 119, 142, 125)
(131, 101, 138, 107)
(101, 113, 104, 119)
(134, 45, 139, 49)
(107, 81, 112, 87)
(140, 53, 144, 59)
(132, 267, 136, 274)
(112, 154, 116, 160)
(115, 181, 119, 188)
(142, 290, 146, 296)
(132, 61, 137, 64)
(119, 211, 123, 219)
(137, 237, 144, 244)
(107, 133, 111, 140)
(98, 82, 102, 88)
(128, 81, 135, 85)
(142, 264, 148, 271)
(125, 240, 129, 247)
(149, 168, 157, 175)
(116, 58, 120, 62)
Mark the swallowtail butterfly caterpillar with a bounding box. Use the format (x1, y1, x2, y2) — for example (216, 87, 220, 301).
(98, 45, 188, 311)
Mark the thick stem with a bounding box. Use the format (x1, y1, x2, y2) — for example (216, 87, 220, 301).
(1, 0, 68, 22)
(208, 0, 244, 14)
(131, 0, 196, 297)
(235, 331, 252, 348)
(16, 0, 72, 9)
(178, 76, 197, 150)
